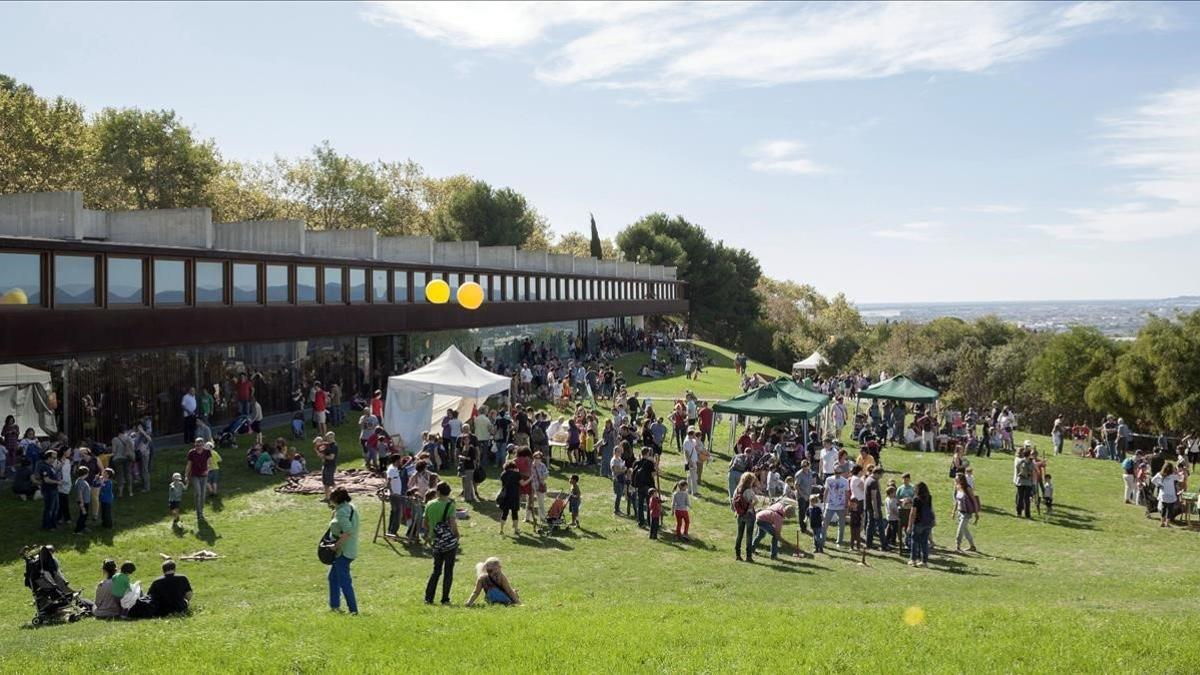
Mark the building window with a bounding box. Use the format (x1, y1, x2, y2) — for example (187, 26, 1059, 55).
(372, 269, 388, 303)
(550, 278, 558, 301)
(54, 254, 96, 306)
(196, 261, 224, 304)
(232, 263, 259, 304)
(153, 259, 187, 305)
(106, 257, 143, 305)
(349, 268, 366, 303)
(394, 270, 409, 303)
(294, 266, 316, 303)
(266, 264, 290, 304)
(414, 271, 427, 303)
(324, 266, 343, 304)
(0, 251, 41, 306)
(448, 272, 460, 301)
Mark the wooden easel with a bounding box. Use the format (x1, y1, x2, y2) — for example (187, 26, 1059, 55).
(372, 486, 400, 554)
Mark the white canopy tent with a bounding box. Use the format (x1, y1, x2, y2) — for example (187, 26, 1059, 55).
(0, 363, 58, 436)
(383, 346, 511, 450)
(792, 351, 828, 372)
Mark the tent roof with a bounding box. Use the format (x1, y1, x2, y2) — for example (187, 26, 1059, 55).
(857, 375, 939, 402)
(0, 363, 51, 387)
(713, 380, 828, 419)
(387, 346, 511, 399)
(792, 351, 828, 371)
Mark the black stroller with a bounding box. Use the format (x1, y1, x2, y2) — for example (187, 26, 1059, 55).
(218, 415, 252, 448)
(22, 545, 93, 626)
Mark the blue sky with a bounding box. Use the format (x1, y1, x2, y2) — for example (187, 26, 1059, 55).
(2, 1, 1198, 303)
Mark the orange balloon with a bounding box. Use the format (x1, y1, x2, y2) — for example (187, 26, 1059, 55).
(457, 282, 484, 310)
(425, 279, 450, 304)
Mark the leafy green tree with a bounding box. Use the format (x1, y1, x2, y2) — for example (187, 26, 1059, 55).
(1027, 326, 1121, 421)
(1095, 313, 1200, 432)
(589, 213, 602, 258)
(431, 178, 549, 248)
(88, 107, 220, 210)
(0, 75, 90, 194)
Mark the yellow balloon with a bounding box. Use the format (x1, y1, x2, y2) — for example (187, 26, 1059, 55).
(457, 281, 484, 310)
(0, 288, 29, 305)
(902, 606, 926, 626)
(425, 279, 450, 304)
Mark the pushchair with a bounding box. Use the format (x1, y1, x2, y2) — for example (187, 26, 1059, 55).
(218, 415, 252, 448)
(22, 545, 92, 626)
(539, 491, 570, 534)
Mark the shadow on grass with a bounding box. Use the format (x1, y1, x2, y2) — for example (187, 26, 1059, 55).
(978, 503, 1099, 532)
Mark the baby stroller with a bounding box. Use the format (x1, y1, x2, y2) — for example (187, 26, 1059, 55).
(539, 491, 570, 534)
(218, 415, 252, 448)
(22, 545, 92, 626)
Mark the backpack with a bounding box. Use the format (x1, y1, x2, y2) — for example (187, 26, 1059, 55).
(431, 500, 459, 554)
(733, 489, 753, 516)
(531, 424, 548, 446)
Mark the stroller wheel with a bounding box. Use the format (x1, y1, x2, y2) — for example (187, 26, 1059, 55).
(31, 616, 42, 626)
(67, 613, 80, 623)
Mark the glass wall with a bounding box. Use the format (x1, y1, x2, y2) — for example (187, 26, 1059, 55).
(232, 263, 258, 304)
(266, 264, 289, 304)
(154, 259, 186, 305)
(349, 268, 366, 303)
(55, 254, 96, 306)
(107, 257, 143, 305)
(394, 270, 409, 303)
(196, 261, 224, 304)
(372, 269, 388, 303)
(413, 271, 427, 303)
(0, 251, 41, 305)
(323, 266, 343, 304)
(297, 266, 316, 303)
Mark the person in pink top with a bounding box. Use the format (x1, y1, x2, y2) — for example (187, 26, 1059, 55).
(752, 501, 792, 560)
(313, 383, 328, 436)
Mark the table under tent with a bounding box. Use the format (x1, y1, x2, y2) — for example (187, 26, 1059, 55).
(853, 375, 941, 447)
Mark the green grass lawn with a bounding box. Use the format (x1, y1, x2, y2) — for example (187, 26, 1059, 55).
(3, 341, 1200, 673)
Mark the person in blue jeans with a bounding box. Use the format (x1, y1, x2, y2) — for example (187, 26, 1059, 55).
(907, 482, 935, 567)
(327, 487, 360, 614)
(752, 501, 789, 560)
(36, 451, 61, 530)
(465, 557, 521, 606)
(807, 495, 825, 553)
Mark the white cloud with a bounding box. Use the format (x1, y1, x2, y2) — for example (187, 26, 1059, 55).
(746, 140, 827, 175)
(364, 1, 1169, 97)
(1034, 86, 1200, 242)
(872, 221, 942, 242)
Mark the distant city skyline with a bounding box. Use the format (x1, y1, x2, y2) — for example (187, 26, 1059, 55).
(1, 1, 1198, 303)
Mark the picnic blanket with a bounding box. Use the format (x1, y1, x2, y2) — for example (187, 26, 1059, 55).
(274, 469, 387, 496)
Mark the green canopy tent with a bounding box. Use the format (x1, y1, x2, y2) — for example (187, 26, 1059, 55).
(856, 375, 940, 403)
(714, 380, 830, 448)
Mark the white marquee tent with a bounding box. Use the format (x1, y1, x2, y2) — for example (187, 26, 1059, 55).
(382, 346, 511, 450)
(0, 363, 58, 436)
(792, 351, 828, 372)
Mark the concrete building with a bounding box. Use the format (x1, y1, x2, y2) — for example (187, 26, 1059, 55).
(0, 192, 687, 440)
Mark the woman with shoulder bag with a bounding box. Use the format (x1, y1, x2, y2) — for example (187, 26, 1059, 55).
(425, 482, 460, 605)
(326, 487, 360, 614)
(732, 472, 758, 562)
(951, 473, 979, 552)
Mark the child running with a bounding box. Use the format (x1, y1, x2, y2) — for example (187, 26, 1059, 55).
(168, 472, 186, 527)
(672, 479, 691, 541)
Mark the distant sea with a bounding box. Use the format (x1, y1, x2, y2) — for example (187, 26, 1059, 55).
(855, 297, 1200, 337)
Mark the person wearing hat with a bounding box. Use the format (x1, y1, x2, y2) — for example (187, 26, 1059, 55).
(168, 472, 186, 526)
(184, 438, 212, 521)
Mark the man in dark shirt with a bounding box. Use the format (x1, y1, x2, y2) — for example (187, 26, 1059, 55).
(630, 448, 658, 528)
(514, 405, 531, 446)
(148, 560, 193, 616)
(864, 468, 887, 551)
(184, 440, 211, 521)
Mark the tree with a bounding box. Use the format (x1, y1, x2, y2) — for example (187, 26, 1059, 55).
(1027, 326, 1121, 421)
(430, 178, 550, 248)
(589, 213, 602, 258)
(87, 108, 220, 211)
(1096, 313, 1200, 432)
(0, 75, 90, 194)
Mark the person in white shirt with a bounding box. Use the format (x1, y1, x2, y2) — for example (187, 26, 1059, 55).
(520, 365, 533, 397)
(385, 454, 407, 536)
(682, 430, 700, 496)
(1151, 463, 1183, 527)
(181, 387, 198, 444)
(819, 440, 839, 481)
(848, 465, 867, 550)
(823, 469, 850, 546)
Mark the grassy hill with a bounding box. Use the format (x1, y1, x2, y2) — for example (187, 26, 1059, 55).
(1, 344, 1198, 673)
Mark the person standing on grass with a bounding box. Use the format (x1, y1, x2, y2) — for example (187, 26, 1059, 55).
(672, 480, 691, 541)
(425, 482, 460, 605)
(73, 466, 91, 534)
(1014, 448, 1035, 519)
(181, 387, 198, 447)
(326, 487, 359, 615)
(865, 467, 887, 551)
(647, 487, 663, 539)
(631, 448, 658, 528)
(733, 472, 758, 561)
(908, 481, 935, 567)
(498, 461, 523, 536)
(318, 437, 338, 503)
(386, 454, 408, 537)
(610, 444, 627, 515)
(698, 401, 714, 446)
(1152, 463, 1183, 528)
(1122, 452, 1140, 504)
(98, 467, 114, 528)
(951, 474, 979, 552)
(206, 443, 222, 499)
(36, 450, 61, 530)
(600, 419, 616, 478)
(184, 438, 211, 521)
(528, 452, 549, 524)
(823, 467, 850, 547)
(752, 500, 790, 560)
(682, 429, 700, 496)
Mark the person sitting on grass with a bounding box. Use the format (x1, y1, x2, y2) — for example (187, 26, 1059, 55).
(148, 560, 193, 617)
(465, 557, 521, 607)
(93, 559, 122, 619)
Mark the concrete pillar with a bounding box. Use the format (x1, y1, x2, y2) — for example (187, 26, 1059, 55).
(664, 266, 678, 280)
(214, 220, 306, 254)
(378, 235, 434, 264)
(107, 208, 214, 249)
(574, 257, 598, 276)
(0, 191, 94, 239)
(306, 229, 378, 260)
(478, 245, 517, 269)
(433, 241, 479, 266)
(597, 260, 618, 277)
(516, 250, 548, 272)
(548, 253, 575, 274)
(617, 261, 636, 277)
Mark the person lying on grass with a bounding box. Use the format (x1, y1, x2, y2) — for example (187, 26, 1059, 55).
(465, 557, 521, 606)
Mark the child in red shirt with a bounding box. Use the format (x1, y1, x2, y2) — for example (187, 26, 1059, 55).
(648, 488, 662, 540)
